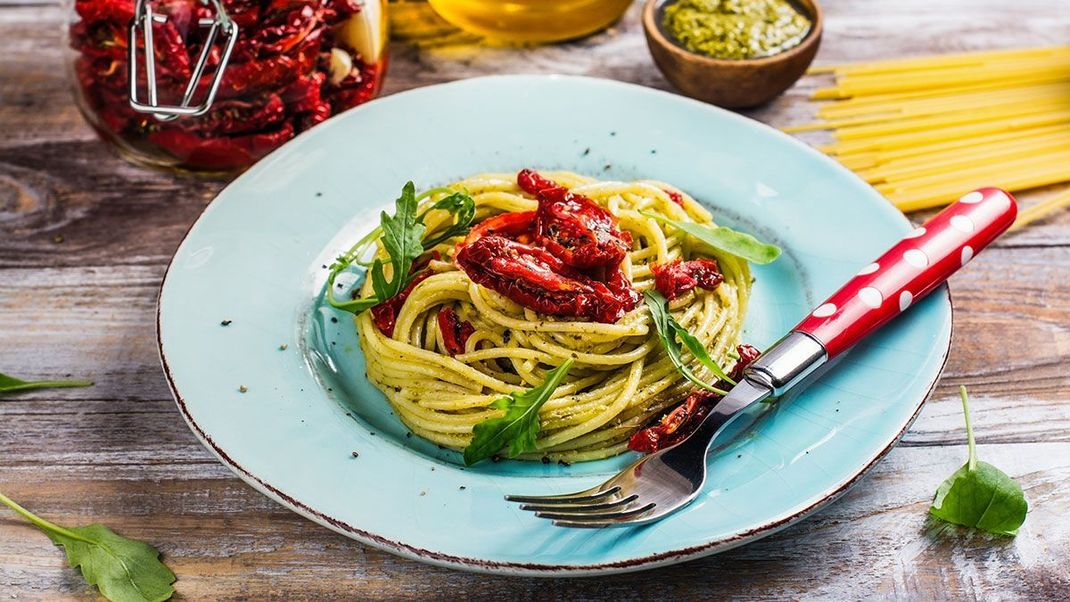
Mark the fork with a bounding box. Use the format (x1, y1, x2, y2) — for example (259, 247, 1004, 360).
(506, 188, 1018, 528)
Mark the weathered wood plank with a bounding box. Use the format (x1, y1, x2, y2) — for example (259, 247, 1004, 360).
(1, 442, 1066, 600)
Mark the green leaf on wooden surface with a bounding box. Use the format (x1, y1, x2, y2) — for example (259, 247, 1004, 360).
(929, 386, 1028, 536)
(0, 492, 175, 602)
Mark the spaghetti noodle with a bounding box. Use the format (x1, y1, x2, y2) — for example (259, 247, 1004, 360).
(349, 171, 752, 462)
(792, 45, 1070, 219)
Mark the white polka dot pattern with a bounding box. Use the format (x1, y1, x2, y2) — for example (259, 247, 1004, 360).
(793, 187, 1017, 360)
(858, 287, 882, 309)
(813, 303, 837, 318)
(899, 291, 913, 311)
(961, 245, 973, 266)
(950, 215, 975, 233)
(904, 249, 928, 268)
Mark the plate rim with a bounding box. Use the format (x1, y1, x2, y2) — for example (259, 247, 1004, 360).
(156, 74, 954, 576)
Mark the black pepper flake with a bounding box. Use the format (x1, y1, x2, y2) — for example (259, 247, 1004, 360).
(351, 451, 359, 458)
(603, 164, 611, 171)
(737, 454, 742, 458)
(459, 486, 467, 490)
(557, 459, 571, 467)
(330, 317, 339, 323)
(610, 131, 617, 136)
(345, 412, 352, 417)
(221, 320, 232, 326)
(437, 444, 446, 450)
(405, 432, 412, 438)
(650, 149, 657, 154)
(582, 147, 590, 156)
(431, 467, 435, 471)
(327, 387, 333, 392)
(369, 432, 375, 436)
(316, 192, 323, 197)
(541, 456, 551, 464)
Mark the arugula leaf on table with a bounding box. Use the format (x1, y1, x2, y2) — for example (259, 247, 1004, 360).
(644, 290, 732, 395)
(929, 386, 1028, 536)
(326, 181, 427, 314)
(419, 191, 476, 249)
(641, 211, 781, 264)
(0, 372, 92, 396)
(463, 359, 574, 466)
(0, 492, 175, 602)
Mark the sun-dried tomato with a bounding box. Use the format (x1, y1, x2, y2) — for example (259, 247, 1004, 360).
(437, 307, 475, 356)
(252, 4, 323, 56)
(651, 258, 724, 300)
(185, 94, 287, 135)
(628, 344, 762, 453)
(326, 60, 384, 109)
(462, 211, 537, 246)
(456, 235, 638, 323)
(665, 189, 687, 206)
(369, 270, 433, 337)
(148, 122, 295, 170)
(517, 169, 632, 269)
(366, 251, 440, 337)
(75, 0, 135, 25)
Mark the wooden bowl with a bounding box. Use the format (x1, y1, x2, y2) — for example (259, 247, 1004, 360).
(643, 0, 823, 109)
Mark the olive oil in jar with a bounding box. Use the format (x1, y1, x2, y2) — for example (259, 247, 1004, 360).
(426, 0, 634, 43)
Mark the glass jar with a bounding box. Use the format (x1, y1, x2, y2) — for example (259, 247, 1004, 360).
(425, 0, 632, 44)
(64, 0, 387, 175)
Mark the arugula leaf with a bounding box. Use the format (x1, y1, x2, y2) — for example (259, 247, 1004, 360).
(929, 386, 1028, 536)
(373, 181, 426, 299)
(463, 359, 574, 466)
(326, 182, 427, 314)
(0, 372, 92, 395)
(420, 191, 476, 249)
(641, 211, 781, 264)
(0, 492, 175, 602)
(644, 291, 731, 395)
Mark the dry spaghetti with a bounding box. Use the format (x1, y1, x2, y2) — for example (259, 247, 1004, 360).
(791, 45, 1070, 221)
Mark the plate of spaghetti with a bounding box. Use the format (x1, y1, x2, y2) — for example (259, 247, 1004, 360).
(158, 75, 952, 575)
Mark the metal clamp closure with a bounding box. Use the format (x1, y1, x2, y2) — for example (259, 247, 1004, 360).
(128, 0, 239, 121)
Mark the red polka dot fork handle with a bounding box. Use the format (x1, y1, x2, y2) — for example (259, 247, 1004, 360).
(794, 188, 1018, 359)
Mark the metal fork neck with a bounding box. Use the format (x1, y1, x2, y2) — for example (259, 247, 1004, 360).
(744, 331, 828, 397)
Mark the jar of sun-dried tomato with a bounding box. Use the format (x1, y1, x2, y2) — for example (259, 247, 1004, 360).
(65, 0, 387, 174)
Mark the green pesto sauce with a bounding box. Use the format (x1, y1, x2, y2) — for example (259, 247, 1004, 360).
(662, 0, 812, 60)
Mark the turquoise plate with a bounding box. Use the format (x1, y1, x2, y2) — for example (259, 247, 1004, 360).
(158, 75, 951, 575)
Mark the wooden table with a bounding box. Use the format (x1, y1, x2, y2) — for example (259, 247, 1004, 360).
(2, 1, 1069, 598)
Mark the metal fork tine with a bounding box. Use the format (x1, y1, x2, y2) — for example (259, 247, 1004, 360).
(518, 494, 638, 513)
(504, 486, 620, 505)
(534, 502, 656, 522)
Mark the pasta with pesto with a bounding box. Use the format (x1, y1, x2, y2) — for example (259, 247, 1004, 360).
(347, 170, 753, 462)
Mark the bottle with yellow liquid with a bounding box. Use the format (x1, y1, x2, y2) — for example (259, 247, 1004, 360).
(426, 0, 634, 43)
